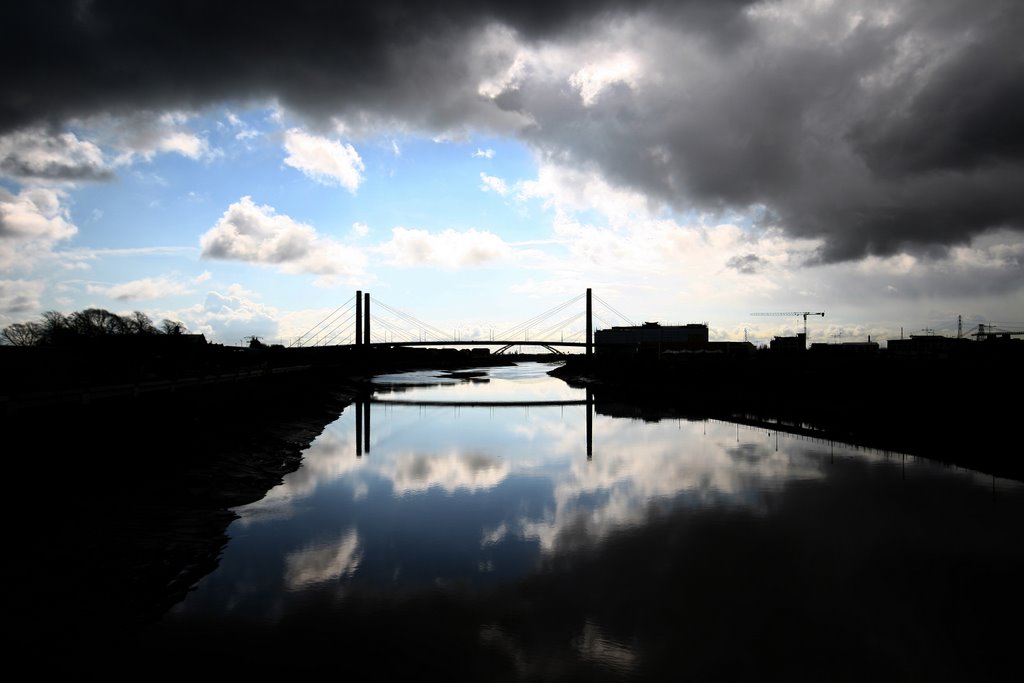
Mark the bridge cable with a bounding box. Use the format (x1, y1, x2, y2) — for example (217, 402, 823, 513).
(499, 293, 584, 335)
(532, 311, 585, 340)
(320, 312, 357, 346)
(371, 316, 419, 343)
(592, 311, 617, 329)
(290, 295, 355, 347)
(378, 317, 434, 341)
(593, 294, 634, 327)
(374, 299, 450, 340)
(314, 309, 356, 346)
(498, 293, 585, 339)
(305, 307, 353, 346)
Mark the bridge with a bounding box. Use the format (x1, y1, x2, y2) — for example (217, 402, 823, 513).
(289, 288, 635, 355)
(353, 391, 596, 458)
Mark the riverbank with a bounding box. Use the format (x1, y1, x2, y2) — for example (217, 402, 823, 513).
(9, 368, 360, 659)
(0, 342, 527, 414)
(549, 351, 1022, 481)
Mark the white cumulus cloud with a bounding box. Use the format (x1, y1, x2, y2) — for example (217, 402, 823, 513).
(283, 128, 364, 192)
(0, 278, 45, 317)
(199, 196, 367, 279)
(0, 128, 113, 182)
(166, 286, 280, 343)
(376, 227, 512, 268)
(86, 274, 198, 301)
(0, 187, 78, 270)
(479, 172, 508, 195)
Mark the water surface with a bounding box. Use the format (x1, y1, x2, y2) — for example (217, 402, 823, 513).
(146, 362, 1024, 680)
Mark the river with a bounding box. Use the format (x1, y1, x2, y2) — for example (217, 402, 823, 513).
(126, 361, 1022, 680)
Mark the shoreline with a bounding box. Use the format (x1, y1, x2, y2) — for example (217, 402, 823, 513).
(549, 352, 1022, 482)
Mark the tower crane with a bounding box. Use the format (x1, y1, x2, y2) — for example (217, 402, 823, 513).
(750, 311, 826, 341)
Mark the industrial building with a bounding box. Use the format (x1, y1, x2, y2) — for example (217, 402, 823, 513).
(595, 322, 754, 355)
(596, 322, 707, 350)
(809, 340, 880, 354)
(769, 333, 807, 352)
(886, 334, 973, 356)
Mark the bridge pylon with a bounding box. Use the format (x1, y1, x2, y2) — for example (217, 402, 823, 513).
(364, 292, 370, 345)
(586, 287, 592, 356)
(356, 290, 362, 345)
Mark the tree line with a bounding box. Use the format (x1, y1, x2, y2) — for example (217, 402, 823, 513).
(1, 308, 190, 346)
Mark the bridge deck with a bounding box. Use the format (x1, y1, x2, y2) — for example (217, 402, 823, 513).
(364, 340, 588, 347)
(371, 399, 589, 407)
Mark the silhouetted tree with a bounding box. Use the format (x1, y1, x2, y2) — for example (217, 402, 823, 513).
(38, 310, 70, 344)
(69, 308, 128, 337)
(125, 311, 158, 335)
(1, 321, 44, 346)
(3, 308, 194, 346)
(160, 319, 187, 335)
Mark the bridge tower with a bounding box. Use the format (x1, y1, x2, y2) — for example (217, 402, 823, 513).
(356, 290, 362, 345)
(586, 287, 592, 356)
(364, 292, 370, 345)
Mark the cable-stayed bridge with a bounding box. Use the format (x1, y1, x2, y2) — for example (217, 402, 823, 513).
(289, 288, 633, 355)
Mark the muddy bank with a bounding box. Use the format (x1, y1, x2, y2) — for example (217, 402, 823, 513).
(9, 367, 361, 661)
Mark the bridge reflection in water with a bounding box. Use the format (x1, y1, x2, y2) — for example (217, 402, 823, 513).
(354, 388, 595, 459)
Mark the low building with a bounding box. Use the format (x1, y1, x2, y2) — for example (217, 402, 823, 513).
(595, 322, 708, 353)
(770, 333, 806, 352)
(810, 340, 880, 354)
(886, 335, 972, 357)
(664, 341, 755, 355)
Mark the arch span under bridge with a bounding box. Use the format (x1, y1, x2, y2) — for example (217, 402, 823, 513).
(289, 288, 635, 355)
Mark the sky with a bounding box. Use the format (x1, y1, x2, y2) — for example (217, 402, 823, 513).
(2, 0, 1022, 348)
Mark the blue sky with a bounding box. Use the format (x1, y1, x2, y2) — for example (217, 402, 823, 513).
(2, 1, 1022, 347)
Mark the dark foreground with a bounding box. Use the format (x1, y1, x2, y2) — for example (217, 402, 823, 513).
(7, 346, 1023, 679)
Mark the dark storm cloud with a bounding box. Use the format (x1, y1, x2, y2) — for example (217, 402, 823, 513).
(0, 0, 659, 134)
(510, 0, 1024, 262)
(0, 155, 114, 182)
(1, 0, 756, 133)
(849, 33, 1024, 177)
(4, 0, 1022, 261)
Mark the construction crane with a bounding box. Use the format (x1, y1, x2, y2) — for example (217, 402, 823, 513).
(750, 311, 826, 340)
